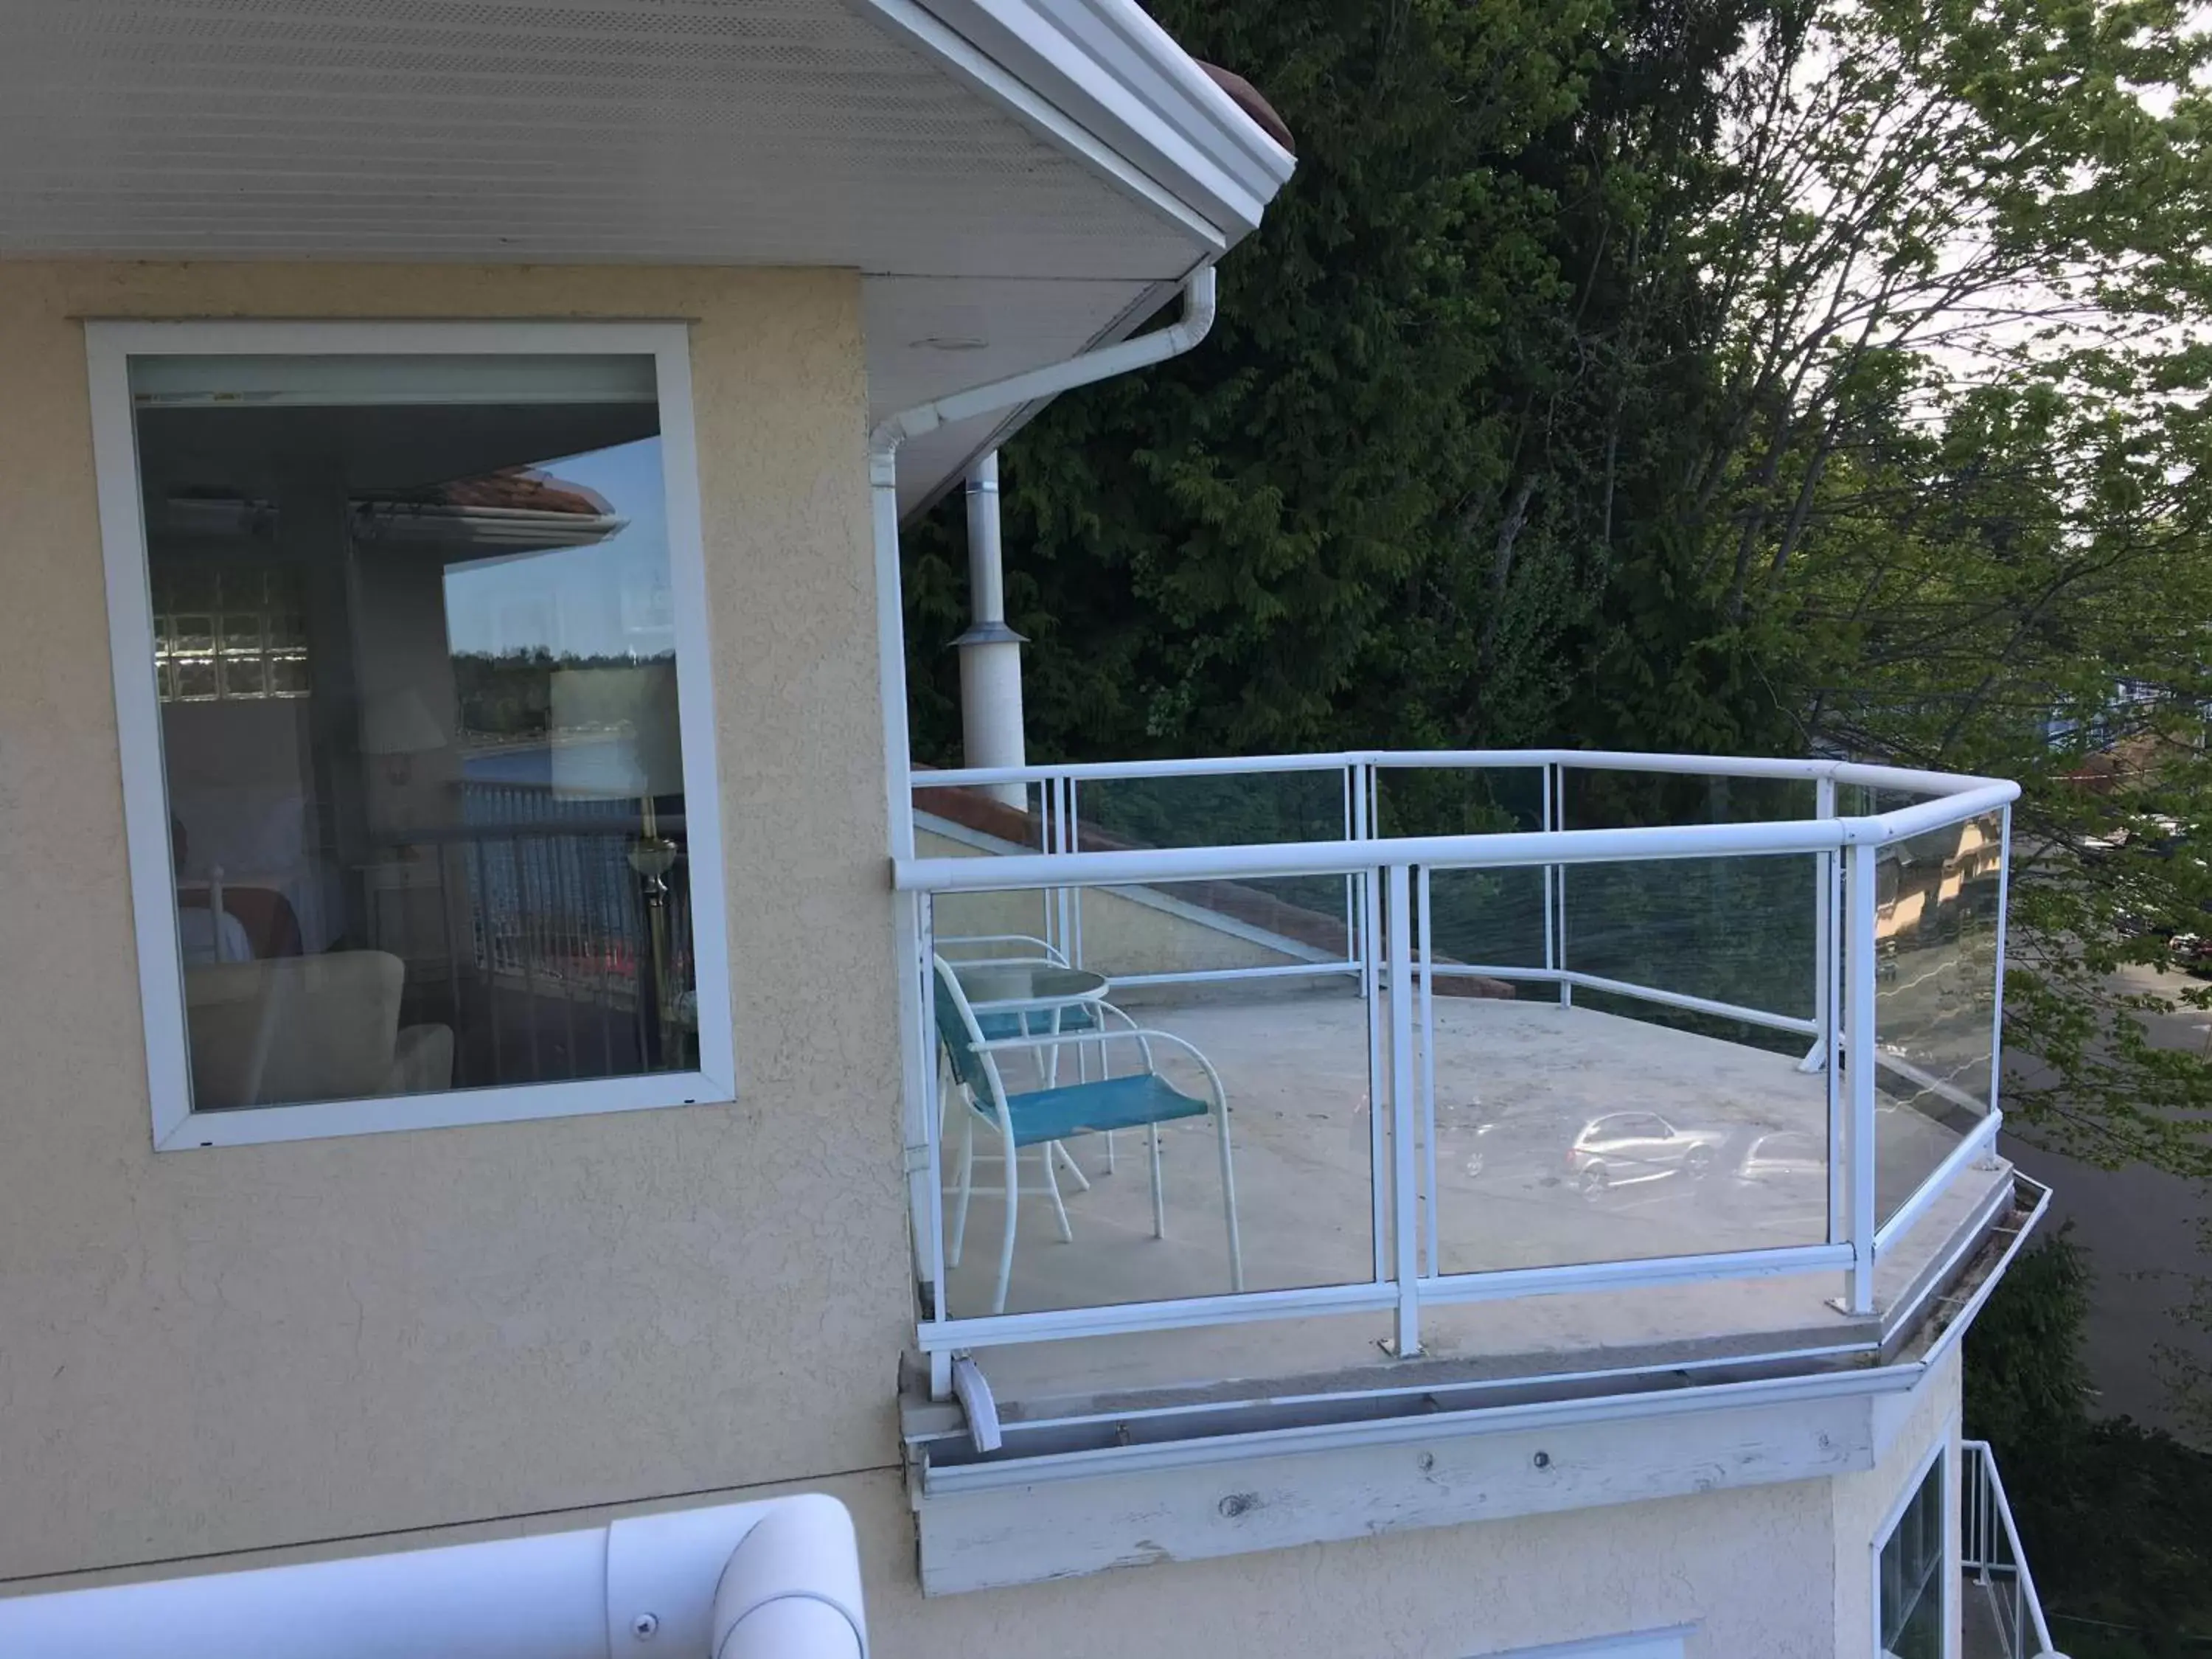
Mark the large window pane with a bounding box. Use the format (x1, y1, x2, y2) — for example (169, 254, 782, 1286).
(133, 352, 698, 1110)
(1879, 1456, 1947, 1659)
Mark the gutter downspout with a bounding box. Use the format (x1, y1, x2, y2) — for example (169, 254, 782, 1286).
(870, 265, 1218, 1394)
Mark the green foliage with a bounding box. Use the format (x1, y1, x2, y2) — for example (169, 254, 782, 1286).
(451, 650, 672, 739)
(904, 0, 2212, 1486)
(1969, 1235, 2212, 1655)
(903, 0, 1773, 767)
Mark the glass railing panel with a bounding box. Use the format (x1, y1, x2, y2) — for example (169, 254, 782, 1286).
(1874, 810, 2003, 1228)
(1425, 852, 1833, 1276)
(1377, 765, 1549, 975)
(1562, 852, 1820, 1038)
(1071, 766, 1356, 970)
(1562, 767, 1820, 833)
(912, 779, 1066, 969)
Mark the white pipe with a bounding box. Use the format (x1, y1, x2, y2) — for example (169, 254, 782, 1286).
(872, 267, 1224, 1384)
(711, 1495, 868, 1659)
(0, 1529, 608, 1659)
(0, 1495, 869, 1659)
(963, 453, 1009, 629)
(956, 455, 1029, 806)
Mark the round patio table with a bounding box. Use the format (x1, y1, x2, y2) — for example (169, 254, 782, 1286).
(950, 961, 1108, 1018)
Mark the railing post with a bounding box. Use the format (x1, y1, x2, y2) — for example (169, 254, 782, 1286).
(901, 889, 953, 1398)
(1818, 780, 1846, 1244)
(1417, 865, 1438, 1277)
(1362, 863, 1386, 1282)
(1387, 861, 1422, 1357)
(1549, 762, 1571, 1007)
(1812, 777, 1836, 1051)
(1846, 839, 1879, 1315)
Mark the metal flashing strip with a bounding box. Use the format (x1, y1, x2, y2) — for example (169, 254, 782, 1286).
(856, 0, 1277, 251)
(913, 1178, 2049, 1498)
(919, 1362, 1916, 1495)
(899, 0, 1293, 236)
(1891, 1173, 2051, 1368)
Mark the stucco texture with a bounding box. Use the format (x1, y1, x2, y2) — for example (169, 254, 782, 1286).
(0, 1461, 1843, 1658)
(0, 262, 910, 1581)
(1832, 1347, 1965, 1658)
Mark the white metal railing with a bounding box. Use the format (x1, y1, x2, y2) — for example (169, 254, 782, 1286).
(898, 749, 2016, 1368)
(1962, 1439, 2062, 1658)
(0, 1493, 869, 1659)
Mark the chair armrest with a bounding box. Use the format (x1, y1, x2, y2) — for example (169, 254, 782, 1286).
(974, 1025, 1226, 1110)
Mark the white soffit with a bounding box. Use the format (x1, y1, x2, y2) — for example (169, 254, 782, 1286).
(0, 0, 1291, 509)
(0, 0, 1208, 278)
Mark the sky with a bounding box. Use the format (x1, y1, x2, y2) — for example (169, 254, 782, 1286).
(441, 436, 675, 661)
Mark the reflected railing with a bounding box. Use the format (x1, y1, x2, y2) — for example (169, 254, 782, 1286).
(897, 751, 2014, 1368)
(382, 780, 700, 1086)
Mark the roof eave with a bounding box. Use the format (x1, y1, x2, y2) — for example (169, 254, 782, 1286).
(856, 0, 1295, 248)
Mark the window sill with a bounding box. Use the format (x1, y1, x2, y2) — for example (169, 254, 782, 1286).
(153, 1071, 735, 1150)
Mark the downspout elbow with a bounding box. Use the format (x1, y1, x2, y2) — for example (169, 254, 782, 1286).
(869, 264, 1217, 464)
(1159, 262, 1217, 355)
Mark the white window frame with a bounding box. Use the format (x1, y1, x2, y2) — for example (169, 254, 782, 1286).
(86, 319, 737, 1149)
(1870, 1418, 1957, 1659)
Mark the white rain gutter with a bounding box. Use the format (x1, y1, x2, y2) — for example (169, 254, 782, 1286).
(871, 266, 1217, 1389)
(872, 260, 1214, 856)
(0, 1493, 868, 1659)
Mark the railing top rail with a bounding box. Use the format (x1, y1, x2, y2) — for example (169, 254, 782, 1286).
(912, 747, 2016, 802)
(894, 780, 2019, 894)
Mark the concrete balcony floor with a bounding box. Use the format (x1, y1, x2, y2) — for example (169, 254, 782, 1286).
(935, 987, 2006, 1409)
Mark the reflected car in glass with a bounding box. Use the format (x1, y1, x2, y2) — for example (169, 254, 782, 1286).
(1567, 1110, 1731, 1197)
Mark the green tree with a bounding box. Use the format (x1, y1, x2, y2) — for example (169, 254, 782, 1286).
(902, 0, 1772, 768)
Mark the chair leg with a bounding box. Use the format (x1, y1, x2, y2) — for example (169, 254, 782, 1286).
(1050, 1139, 1092, 1193)
(1078, 1041, 1116, 1175)
(1148, 1123, 1166, 1239)
(1214, 1097, 1244, 1293)
(1043, 1144, 1074, 1242)
(949, 1108, 976, 1268)
(992, 1120, 1020, 1315)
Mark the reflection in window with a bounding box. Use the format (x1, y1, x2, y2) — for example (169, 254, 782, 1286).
(1878, 1456, 1946, 1659)
(132, 353, 698, 1111)
(153, 562, 310, 703)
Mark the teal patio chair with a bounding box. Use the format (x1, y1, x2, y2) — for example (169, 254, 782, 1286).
(932, 954, 1243, 1316)
(933, 931, 1160, 1182)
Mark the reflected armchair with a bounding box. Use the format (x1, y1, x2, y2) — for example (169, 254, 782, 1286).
(184, 950, 453, 1109)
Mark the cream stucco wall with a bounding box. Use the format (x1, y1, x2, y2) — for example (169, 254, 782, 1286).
(0, 261, 911, 1582)
(1832, 1347, 1966, 1658)
(0, 1455, 1849, 1658)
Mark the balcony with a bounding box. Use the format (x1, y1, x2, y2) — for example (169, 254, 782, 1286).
(1962, 1440, 2061, 1659)
(896, 750, 2020, 1419)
